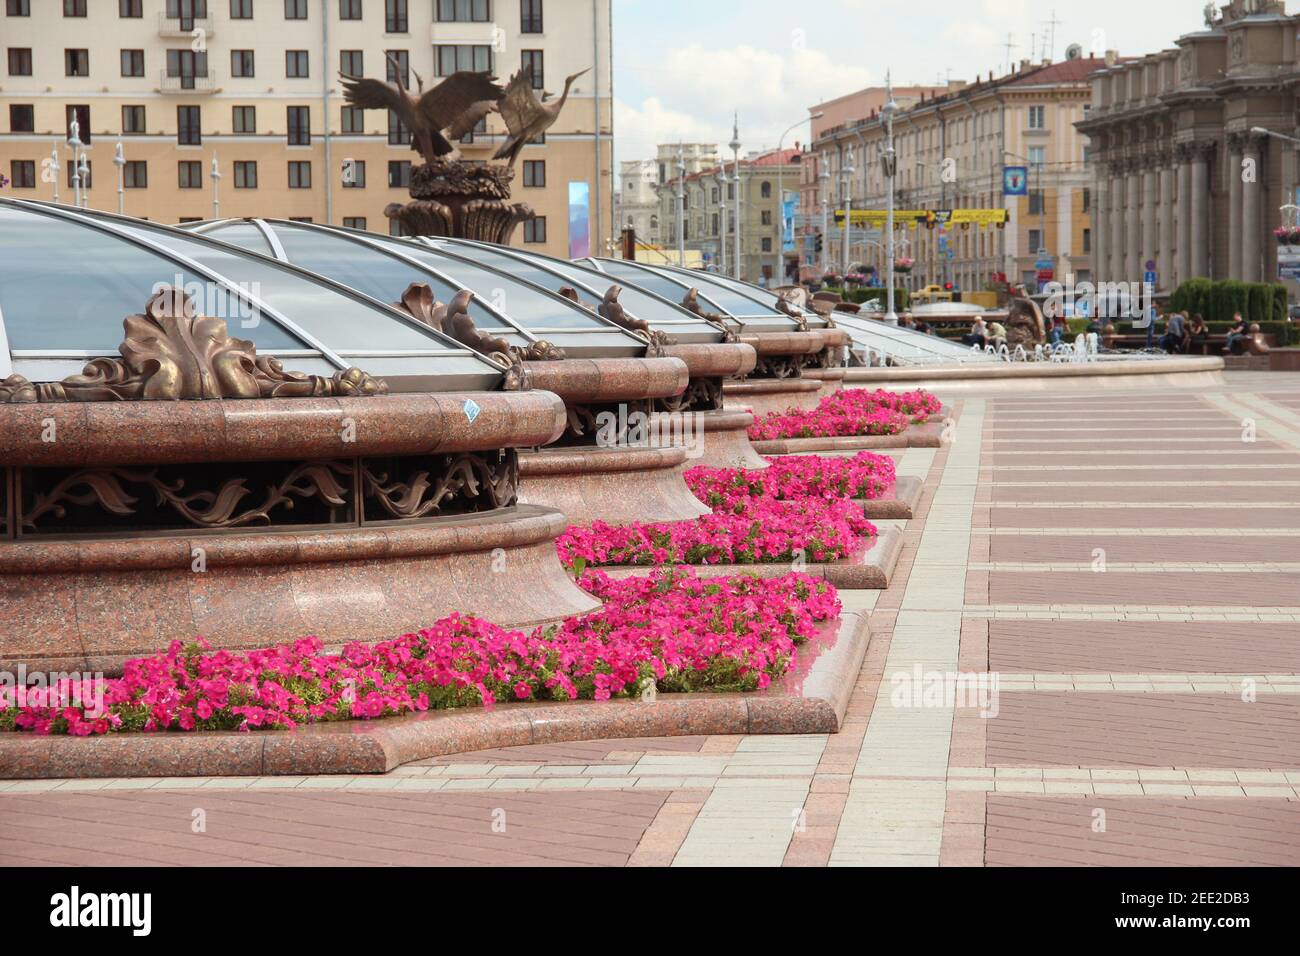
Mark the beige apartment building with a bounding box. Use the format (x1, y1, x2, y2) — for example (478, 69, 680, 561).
(809, 55, 1108, 293)
(652, 142, 800, 284)
(0, 0, 613, 258)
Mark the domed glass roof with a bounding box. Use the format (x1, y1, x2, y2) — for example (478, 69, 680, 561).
(186, 220, 650, 358)
(423, 238, 736, 343)
(0, 199, 508, 391)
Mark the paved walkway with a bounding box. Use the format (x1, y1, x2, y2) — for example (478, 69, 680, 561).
(5, 372, 1300, 866)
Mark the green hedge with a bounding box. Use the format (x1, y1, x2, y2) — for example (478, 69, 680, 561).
(821, 286, 911, 310)
(1169, 278, 1288, 324)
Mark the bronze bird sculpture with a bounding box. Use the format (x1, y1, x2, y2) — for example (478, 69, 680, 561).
(341, 56, 503, 164)
(493, 65, 591, 167)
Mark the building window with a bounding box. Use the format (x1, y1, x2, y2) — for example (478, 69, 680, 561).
(231, 49, 255, 77)
(178, 160, 203, 189)
(388, 160, 411, 187)
(284, 0, 307, 17)
(230, 0, 252, 18)
(122, 104, 146, 133)
(522, 159, 545, 187)
(1028, 146, 1045, 166)
(523, 217, 547, 243)
(123, 160, 147, 188)
(177, 105, 201, 145)
(287, 105, 311, 144)
(343, 158, 366, 187)
(166, 49, 208, 86)
(1028, 189, 1043, 215)
(521, 50, 544, 88)
(343, 216, 367, 230)
(1082, 228, 1091, 253)
(9, 104, 34, 132)
(65, 105, 91, 143)
(520, 0, 542, 33)
(760, 181, 771, 198)
(711, 213, 719, 235)
(121, 49, 146, 77)
(119, 0, 142, 16)
(234, 160, 257, 188)
(1028, 105, 1045, 129)
(387, 109, 410, 145)
(8, 48, 32, 75)
(288, 160, 311, 188)
(65, 49, 90, 77)
(1082, 187, 1091, 212)
(1028, 228, 1042, 254)
(761, 238, 772, 252)
(339, 50, 363, 77)
(437, 0, 488, 20)
(436, 45, 491, 75)
(338, 0, 361, 17)
(7, 1, 31, 15)
(341, 106, 364, 133)
(385, 49, 409, 86)
(9, 160, 35, 188)
(385, 0, 407, 32)
(232, 105, 255, 132)
(64, 0, 86, 15)
(286, 50, 309, 78)
(761, 210, 772, 226)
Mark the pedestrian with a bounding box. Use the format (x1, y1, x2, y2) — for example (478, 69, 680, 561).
(1224, 312, 1248, 354)
(1159, 310, 1187, 353)
(1188, 313, 1209, 354)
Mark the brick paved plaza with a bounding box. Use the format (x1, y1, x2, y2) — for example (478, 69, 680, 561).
(3, 372, 1298, 868)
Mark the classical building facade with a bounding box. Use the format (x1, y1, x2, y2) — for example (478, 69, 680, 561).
(0, 0, 613, 258)
(810, 57, 1106, 293)
(652, 145, 801, 284)
(615, 158, 658, 244)
(1077, 0, 1298, 289)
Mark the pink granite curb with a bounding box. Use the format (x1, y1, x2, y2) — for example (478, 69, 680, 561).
(860, 476, 924, 520)
(751, 419, 947, 454)
(0, 613, 868, 779)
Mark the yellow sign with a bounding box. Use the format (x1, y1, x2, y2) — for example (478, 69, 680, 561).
(834, 208, 1009, 227)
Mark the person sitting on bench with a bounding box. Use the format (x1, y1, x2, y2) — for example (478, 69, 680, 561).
(1223, 313, 1248, 354)
(1159, 310, 1187, 353)
(1188, 314, 1209, 355)
(964, 317, 989, 348)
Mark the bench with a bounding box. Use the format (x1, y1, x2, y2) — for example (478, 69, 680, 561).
(1103, 331, 1273, 355)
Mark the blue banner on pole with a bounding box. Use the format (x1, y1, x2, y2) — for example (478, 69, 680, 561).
(1003, 166, 1029, 196)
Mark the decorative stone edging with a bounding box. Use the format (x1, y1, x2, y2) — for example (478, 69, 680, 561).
(751, 420, 948, 454)
(518, 445, 709, 526)
(860, 475, 925, 520)
(0, 612, 868, 780)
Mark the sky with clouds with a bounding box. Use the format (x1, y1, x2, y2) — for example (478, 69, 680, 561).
(612, 0, 1212, 171)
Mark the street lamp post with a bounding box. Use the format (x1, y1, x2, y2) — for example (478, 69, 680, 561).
(840, 148, 855, 282)
(675, 143, 686, 267)
(881, 75, 899, 325)
(210, 153, 222, 218)
(50, 143, 60, 203)
(775, 112, 823, 288)
(112, 141, 126, 215)
(714, 171, 728, 275)
(67, 118, 84, 209)
(819, 166, 830, 273)
(730, 115, 742, 280)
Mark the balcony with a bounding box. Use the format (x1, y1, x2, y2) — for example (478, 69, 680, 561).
(160, 68, 217, 94)
(157, 12, 215, 37)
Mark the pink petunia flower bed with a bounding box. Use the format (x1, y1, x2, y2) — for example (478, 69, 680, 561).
(748, 387, 942, 441)
(0, 569, 840, 736)
(685, 452, 897, 510)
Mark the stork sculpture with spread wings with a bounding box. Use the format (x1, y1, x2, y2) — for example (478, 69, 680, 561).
(340, 56, 591, 243)
(494, 66, 591, 167)
(340, 56, 503, 164)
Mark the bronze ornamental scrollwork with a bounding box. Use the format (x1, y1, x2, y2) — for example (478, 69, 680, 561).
(0, 287, 387, 404)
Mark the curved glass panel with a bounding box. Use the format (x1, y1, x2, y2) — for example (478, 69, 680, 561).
(199, 221, 275, 256)
(593, 259, 799, 325)
(0, 205, 302, 352)
(832, 314, 1002, 365)
(429, 239, 723, 337)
